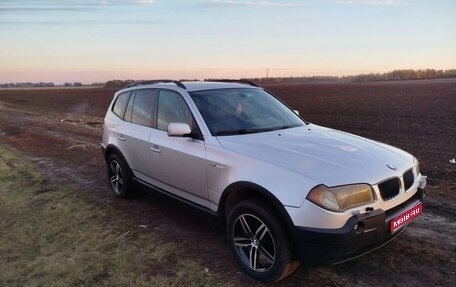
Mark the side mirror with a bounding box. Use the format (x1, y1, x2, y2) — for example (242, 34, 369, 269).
(293, 110, 300, 116)
(167, 123, 191, 137)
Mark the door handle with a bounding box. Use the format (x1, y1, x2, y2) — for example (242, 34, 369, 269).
(209, 162, 226, 170)
(150, 145, 161, 153)
(118, 135, 125, 141)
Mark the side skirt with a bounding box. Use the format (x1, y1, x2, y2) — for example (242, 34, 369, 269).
(133, 177, 219, 217)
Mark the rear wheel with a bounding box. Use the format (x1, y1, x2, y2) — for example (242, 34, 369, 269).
(107, 154, 132, 197)
(227, 198, 299, 282)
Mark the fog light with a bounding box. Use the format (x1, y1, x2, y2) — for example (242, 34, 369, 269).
(354, 221, 364, 234)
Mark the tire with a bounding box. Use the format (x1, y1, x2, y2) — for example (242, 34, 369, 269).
(107, 153, 132, 198)
(226, 198, 299, 282)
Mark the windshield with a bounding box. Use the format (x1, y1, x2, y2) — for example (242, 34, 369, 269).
(190, 88, 305, 136)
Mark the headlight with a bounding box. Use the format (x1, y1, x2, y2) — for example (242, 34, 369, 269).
(307, 184, 374, 212)
(413, 156, 420, 176)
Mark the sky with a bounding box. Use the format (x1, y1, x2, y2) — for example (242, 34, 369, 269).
(0, 0, 455, 83)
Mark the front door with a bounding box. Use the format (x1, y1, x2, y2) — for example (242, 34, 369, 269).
(147, 89, 208, 207)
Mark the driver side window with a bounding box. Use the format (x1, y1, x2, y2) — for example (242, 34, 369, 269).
(157, 90, 196, 132)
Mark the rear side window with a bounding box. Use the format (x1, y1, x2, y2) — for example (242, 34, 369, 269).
(124, 93, 135, 122)
(112, 92, 131, 118)
(131, 89, 158, 127)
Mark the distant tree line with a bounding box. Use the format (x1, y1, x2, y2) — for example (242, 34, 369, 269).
(1, 82, 55, 88)
(347, 69, 456, 82)
(104, 79, 135, 87)
(0, 82, 85, 88)
(252, 69, 456, 84)
(64, 82, 83, 87)
(2, 69, 455, 88)
(103, 70, 456, 87)
(252, 76, 341, 84)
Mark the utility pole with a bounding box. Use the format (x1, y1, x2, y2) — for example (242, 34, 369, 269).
(266, 68, 269, 79)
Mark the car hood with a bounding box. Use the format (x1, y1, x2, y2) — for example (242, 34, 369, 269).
(216, 124, 413, 186)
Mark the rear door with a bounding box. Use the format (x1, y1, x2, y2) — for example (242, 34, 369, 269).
(106, 91, 132, 161)
(121, 89, 158, 180)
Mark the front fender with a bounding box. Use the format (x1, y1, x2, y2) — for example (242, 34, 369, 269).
(206, 143, 319, 209)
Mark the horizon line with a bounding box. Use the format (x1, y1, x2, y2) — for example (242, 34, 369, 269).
(1, 68, 455, 85)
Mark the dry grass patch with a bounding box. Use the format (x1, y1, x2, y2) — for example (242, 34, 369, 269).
(0, 146, 217, 287)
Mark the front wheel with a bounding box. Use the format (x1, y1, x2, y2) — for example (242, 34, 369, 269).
(226, 199, 299, 282)
(107, 154, 132, 198)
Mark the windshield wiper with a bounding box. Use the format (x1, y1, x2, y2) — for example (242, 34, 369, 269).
(264, 124, 302, 131)
(215, 124, 302, 136)
(279, 124, 302, 129)
(215, 129, 259, 136)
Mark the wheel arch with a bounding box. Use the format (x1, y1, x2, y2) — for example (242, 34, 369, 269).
(104, 145, 133, 174)
(104, 144, 125, 161)
(218, 181, 295, 231)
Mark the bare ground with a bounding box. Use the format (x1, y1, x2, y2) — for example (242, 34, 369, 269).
(0, 80, 455, 286)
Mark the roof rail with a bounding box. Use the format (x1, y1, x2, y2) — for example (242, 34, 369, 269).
(207, 79, 260, 87)
(124, 80, 186, 89)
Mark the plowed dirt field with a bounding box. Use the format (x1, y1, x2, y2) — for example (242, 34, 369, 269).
(0, 79, 454, 286)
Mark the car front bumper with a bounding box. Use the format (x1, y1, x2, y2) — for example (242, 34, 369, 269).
(292, 187, 425, 266)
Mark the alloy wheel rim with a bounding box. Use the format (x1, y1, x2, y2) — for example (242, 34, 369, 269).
(232, 213, 276, 272)
(109, 160, 123, 195)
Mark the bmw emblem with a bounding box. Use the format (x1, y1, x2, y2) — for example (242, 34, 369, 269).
(386, 164, 397, 170)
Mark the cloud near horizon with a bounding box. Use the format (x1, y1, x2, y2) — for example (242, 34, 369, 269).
(0, 0, 162, 26)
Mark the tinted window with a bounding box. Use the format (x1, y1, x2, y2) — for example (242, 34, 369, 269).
(112, 92, 130, 119)
(157, 90, 195, 131)
(131, 89, 158, 127)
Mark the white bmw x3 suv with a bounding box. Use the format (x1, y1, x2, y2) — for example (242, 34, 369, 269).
(101, 80, 426, 282)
